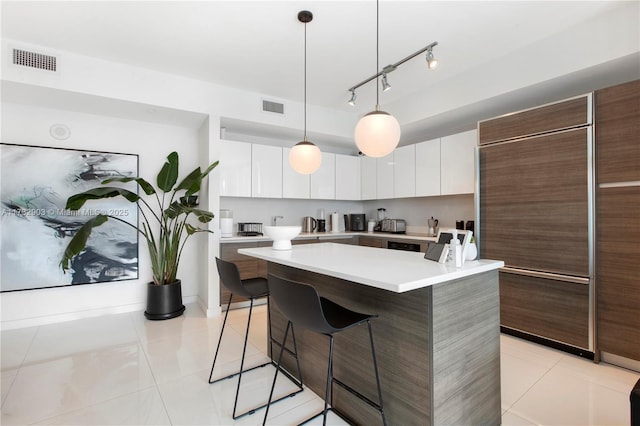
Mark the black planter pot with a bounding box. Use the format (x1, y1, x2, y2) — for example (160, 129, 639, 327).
(144, 279, 186, 320)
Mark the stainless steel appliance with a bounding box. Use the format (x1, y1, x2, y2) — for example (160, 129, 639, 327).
(237, 222, 263, 236)
(302, 216, 317, 233)
(379, 219, 406, 234)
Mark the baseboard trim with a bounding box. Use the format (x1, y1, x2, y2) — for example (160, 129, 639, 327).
(601, 351, 640, 373)
(501, 326, 595, 360)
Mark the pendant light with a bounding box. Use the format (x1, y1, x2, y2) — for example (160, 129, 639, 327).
(289, 10, 322, 175)
(354, 0, 401, 158)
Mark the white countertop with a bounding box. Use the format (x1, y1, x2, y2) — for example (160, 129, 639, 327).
(221, 231, 437, 243)
(238, 243, 503, 293)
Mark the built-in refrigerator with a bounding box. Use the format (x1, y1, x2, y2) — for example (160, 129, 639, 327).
(477, 94, 594, 358)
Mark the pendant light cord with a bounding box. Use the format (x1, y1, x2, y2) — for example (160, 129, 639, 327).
(376, 0, 380, 109)
(303, 20, 308, 141)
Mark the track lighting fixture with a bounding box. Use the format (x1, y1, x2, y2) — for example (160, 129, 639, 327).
(426, 46, 439, 70)
(348, 89, 357, 107)
(346, 40, 439, 106)
(381, 73, 391, 92)
(289, 10, 322, 175)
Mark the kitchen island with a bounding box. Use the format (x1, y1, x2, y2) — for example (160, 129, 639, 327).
(238, 243, 504, 425)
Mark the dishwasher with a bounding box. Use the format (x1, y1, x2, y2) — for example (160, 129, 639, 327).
(387, 241, 421, 252)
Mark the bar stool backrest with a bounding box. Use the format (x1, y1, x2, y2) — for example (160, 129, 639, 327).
(216, 257, 253, 299)
(268, 274, 334, 335)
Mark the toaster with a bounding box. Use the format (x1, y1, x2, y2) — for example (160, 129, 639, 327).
(380, 219, 406, 234)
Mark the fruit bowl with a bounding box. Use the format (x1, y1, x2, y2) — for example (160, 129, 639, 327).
(263, 226, 302, 250)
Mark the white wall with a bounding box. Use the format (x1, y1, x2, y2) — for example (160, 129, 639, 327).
(0, 102, 204, 328)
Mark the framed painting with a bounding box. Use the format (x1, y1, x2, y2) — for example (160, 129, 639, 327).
(0, 143, 139, 292)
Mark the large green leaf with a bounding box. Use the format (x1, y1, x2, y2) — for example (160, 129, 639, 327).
(185, 223, 214, 236)
(176, 160, 219, 196)
(165, 201, 214, 223)
(59, 214, 109, 272)
(157, 151, 179, 193)
(102, 176, 156, 195)
(65, 187, 140, 210)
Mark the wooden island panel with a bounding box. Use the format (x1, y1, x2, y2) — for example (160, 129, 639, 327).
(267, 262, 501, 426)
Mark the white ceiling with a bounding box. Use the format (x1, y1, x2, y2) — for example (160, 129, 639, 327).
(2, 1, 639, 145)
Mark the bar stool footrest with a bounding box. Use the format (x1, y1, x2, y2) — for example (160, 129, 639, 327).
(332, 377, 384, 413)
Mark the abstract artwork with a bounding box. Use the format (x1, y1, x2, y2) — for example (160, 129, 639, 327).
(1, 143, 139, 292)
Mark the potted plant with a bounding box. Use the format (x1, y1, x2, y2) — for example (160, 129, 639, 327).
(60, 151, 219, 320)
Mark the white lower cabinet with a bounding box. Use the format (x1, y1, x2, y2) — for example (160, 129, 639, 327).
(335, 154, 360, 200)
(219, 140, 252, 197)
(440, 130, 476, 195)
(393, 145, 416, 198)
(415, 138, 441, 197)
(310, 152, 335, 199)
(376, 153, 394, 199)
(282, 148, 310, 199)
(251, 144, 282, 198)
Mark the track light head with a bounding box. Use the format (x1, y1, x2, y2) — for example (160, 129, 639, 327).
(426, 47, 439, 70)
(348, 90, 357, 106)
(381, 73, 391, 92)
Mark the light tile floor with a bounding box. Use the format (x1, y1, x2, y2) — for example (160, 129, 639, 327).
(1, 304, 638, 425)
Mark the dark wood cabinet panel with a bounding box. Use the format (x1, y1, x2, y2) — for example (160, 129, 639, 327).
(500, 271, 590, 349)
(219, 242, 259, 306)
(595, 80, 640, 183)
(358, 236, 385, 248)
(479, 128, 590, 276)
(597, 186, 640, 360)
(479, 96, 590, 145)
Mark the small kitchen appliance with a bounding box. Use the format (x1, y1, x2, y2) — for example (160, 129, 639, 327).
(428, 217, 439, 236)
(302, 216, 317, 233)
(237, 222, 263, 236)
(317, 219, 326, 232)
(349, 214, 366, 231)
(379, 219, 406, 234)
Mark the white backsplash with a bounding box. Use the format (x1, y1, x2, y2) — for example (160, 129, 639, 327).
(221, 194, 474, 234)
(362, 194, 475, 233)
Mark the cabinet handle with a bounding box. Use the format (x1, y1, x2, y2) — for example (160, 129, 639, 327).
(501, 267, 590, 285)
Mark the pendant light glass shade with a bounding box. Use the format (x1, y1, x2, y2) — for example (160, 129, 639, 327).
(355, 110, 401, 157)
(289, 10, 322, 175)
(290, 140, 322, 174)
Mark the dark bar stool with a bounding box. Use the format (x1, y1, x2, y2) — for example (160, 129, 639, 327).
(209, 258, 303, 419)
(263, 274, 386, 426)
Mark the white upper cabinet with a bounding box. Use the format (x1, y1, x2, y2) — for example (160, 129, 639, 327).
(310, 152, 336, 199)
(219, 140, 252, 197)
(415, 138, 441, 197)
(251, 144, 283, 198)
(360, 156, 377, 200)
(440, 129, 477, 195)
(376, 152, 395, 200)
(335, 154, 361, 200)
(282, 148, 310, 199)
(393, 145, 416, 198)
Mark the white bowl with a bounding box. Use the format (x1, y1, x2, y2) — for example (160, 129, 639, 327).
(263, 226, 302, 250)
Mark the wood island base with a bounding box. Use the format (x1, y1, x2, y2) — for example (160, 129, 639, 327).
(266, 262, 501, 426)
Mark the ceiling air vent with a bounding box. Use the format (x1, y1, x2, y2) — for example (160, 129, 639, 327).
(13, 48, 57, 72)
(262, 100, 284, 114)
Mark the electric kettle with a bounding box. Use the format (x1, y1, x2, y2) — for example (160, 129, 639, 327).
(302, 216, 317, 233)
